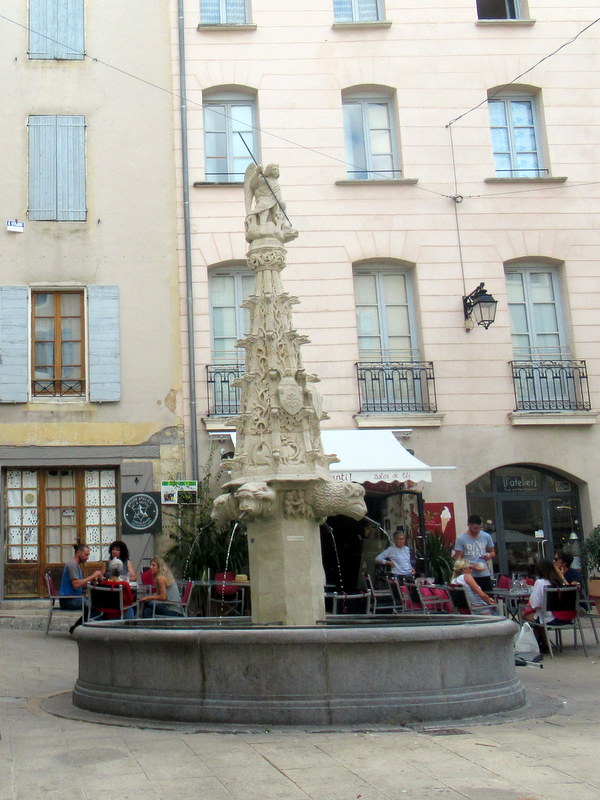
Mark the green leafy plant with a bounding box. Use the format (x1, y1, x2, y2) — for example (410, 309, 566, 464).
(582, 524, 600, 577)
(424, 531, 454, 585)
(164, 451, 248, 580)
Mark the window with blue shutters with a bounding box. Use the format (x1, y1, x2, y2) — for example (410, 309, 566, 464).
(28, 115, 86, 221)
(0, 286, 120, 403)
(200, 0, 248, 25)
(29, 0, 85, 60)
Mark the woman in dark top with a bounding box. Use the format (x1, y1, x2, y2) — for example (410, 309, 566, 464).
(105, 540, 136, 581)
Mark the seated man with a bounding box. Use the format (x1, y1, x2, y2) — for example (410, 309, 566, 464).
(554, 549, 589, 608)
(59, 544, 103, 634)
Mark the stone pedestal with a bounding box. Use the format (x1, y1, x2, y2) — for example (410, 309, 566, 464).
(247, 515, 325, 625)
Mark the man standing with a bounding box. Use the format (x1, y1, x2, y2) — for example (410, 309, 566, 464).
(59, 544, 103, 633)
(375, 531, 416, 584)
(454, 514, 495, 592)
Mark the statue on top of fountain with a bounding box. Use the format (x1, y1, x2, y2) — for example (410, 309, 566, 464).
(244, 163, 299, 244)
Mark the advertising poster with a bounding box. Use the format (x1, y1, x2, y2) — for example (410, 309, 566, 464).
(161, 480, 198, 505)
(423, 502, 456, 545)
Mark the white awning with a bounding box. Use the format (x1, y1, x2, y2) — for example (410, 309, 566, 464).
(322, 430, 432, 484)
(222, 429, 435, 484)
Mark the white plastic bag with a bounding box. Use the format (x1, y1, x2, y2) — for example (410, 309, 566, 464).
(514, 621, 539, 655)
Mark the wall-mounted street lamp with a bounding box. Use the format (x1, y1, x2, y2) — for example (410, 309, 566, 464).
(463, 282, 498, 331)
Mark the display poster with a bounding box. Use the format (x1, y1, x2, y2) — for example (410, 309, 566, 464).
(160, 480, 198, 505)
(423, 502, 456, 545)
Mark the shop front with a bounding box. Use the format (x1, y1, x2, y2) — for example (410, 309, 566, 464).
(319, 430, 435, 590)
(466, 464, 583, 577)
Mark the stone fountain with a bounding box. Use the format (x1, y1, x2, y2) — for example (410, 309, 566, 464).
(72, 164, 525, 727)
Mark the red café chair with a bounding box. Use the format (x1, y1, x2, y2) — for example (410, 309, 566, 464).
(497, 575, 510, 590)
(211, 571, 246, 616)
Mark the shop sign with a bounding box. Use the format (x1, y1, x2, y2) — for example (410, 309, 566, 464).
(496, 473, 540, 493)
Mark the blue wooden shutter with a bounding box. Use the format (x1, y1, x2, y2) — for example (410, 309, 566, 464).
(29, 0, 84, 60)
(88, 286, 121, 402)
(29, 116, 58, 220)
(0, 287, 29, 403)
(56, 116, 86, 220)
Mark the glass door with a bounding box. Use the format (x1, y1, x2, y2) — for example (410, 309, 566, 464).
(498, 498, 547, 576)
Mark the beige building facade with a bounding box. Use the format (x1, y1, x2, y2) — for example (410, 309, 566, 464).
(173, 1, 600, 580)
(0, 2, 183, 597)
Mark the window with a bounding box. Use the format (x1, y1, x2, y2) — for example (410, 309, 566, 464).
(32, 291, 84, 397)
(0, 285, 120, 403)
(28, 115, 86, 220)
(488, 94, 545, 178)
(477, 0, 523, 20)
(200, 0, 248, 24)
(505, 267, 590, 412)
(342, 92, 400, 180)
(29, 0, 84, 60)
(506, 267, 567, 360)
(210, 268, 253, 363)
(354, 268, 418, 361)
(208, 267, 253, 414)
(203, 92, 257, 182)
(334, 0, 382, 23)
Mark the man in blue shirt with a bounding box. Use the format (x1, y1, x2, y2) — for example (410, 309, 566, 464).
(454, 514, 495, 592)
(59, 544, 103, 633)
(375, 531, 415, 584)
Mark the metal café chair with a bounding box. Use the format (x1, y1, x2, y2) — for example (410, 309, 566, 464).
(525, 586, 588, 658)
(362, 572, 394, 614)
(87, 585, 138, 622)
(44, 571, 85, 634)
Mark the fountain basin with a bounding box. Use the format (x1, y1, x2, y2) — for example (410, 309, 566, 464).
(73, 615, 525, 726)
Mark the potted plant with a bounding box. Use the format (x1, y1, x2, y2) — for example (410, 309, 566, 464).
(582, 524, 600, 605)
(424, 530, 454, 585)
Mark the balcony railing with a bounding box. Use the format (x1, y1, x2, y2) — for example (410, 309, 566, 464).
(356, 361, 437, 414)
(510, 360, 591, 412)
(32, 379, 85, 397)
(207, 364, 244, 415)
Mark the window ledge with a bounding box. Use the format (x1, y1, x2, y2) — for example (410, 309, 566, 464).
(197, 24, 257, 31)
(193, 181, 244, 188)
(508, 411, 598, 426)
(354, 413, 444, 428)
(336, 178, 418, 186)
(26, 399, 91, 408)
(203, 416, 236, 432)
(476, 19, 536, 27)
(332, 21, 392, 30)
(485, 176, 568, 184)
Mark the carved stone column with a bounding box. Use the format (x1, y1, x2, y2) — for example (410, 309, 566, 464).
(212, 171, 366, 626)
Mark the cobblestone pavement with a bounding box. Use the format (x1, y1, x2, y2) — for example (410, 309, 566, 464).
(1, 624, 599, 800)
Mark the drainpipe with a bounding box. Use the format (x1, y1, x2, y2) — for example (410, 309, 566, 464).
(178, 0, 199, 481)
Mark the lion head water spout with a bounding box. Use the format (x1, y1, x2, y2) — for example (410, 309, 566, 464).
(211, 163, 366, 626)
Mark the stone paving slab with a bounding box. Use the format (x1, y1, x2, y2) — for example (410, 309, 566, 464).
(1, 627, 599, 800)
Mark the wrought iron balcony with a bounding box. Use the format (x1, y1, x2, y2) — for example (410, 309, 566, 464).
(207, 364, 244, 415)
(32, 379, 85, 397)
(510, 360, 591, 412)
(356, 361, 437, 414)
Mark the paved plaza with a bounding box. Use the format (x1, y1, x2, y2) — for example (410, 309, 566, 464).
(0, 624, 599, 800)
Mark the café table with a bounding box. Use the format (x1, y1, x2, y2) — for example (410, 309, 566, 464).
(491, 587, 531, 621)
(191, 579, 250, 616)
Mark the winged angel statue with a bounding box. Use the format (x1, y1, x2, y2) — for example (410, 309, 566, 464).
(244, 163, 298, 244)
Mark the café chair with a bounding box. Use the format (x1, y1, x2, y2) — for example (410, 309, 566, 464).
(446, 585, 475, 615)
(417, 583, 453, 614)
(327, 591, 370, 615)
(87, 585, 138, 622)
(525, 586, 588, 658)
(44, 571, 85, 635)
(211, 572, 246, 616)
(146, 579, 195, 618)
(362, 572, 394, 614)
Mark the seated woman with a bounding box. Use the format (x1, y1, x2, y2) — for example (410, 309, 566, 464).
(105, 540, 137, 581)
(451, 559, 499, 615)
(521, 559, 574, 652)
(97, 559, 136, 619)
(138, 557, 183, 618)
